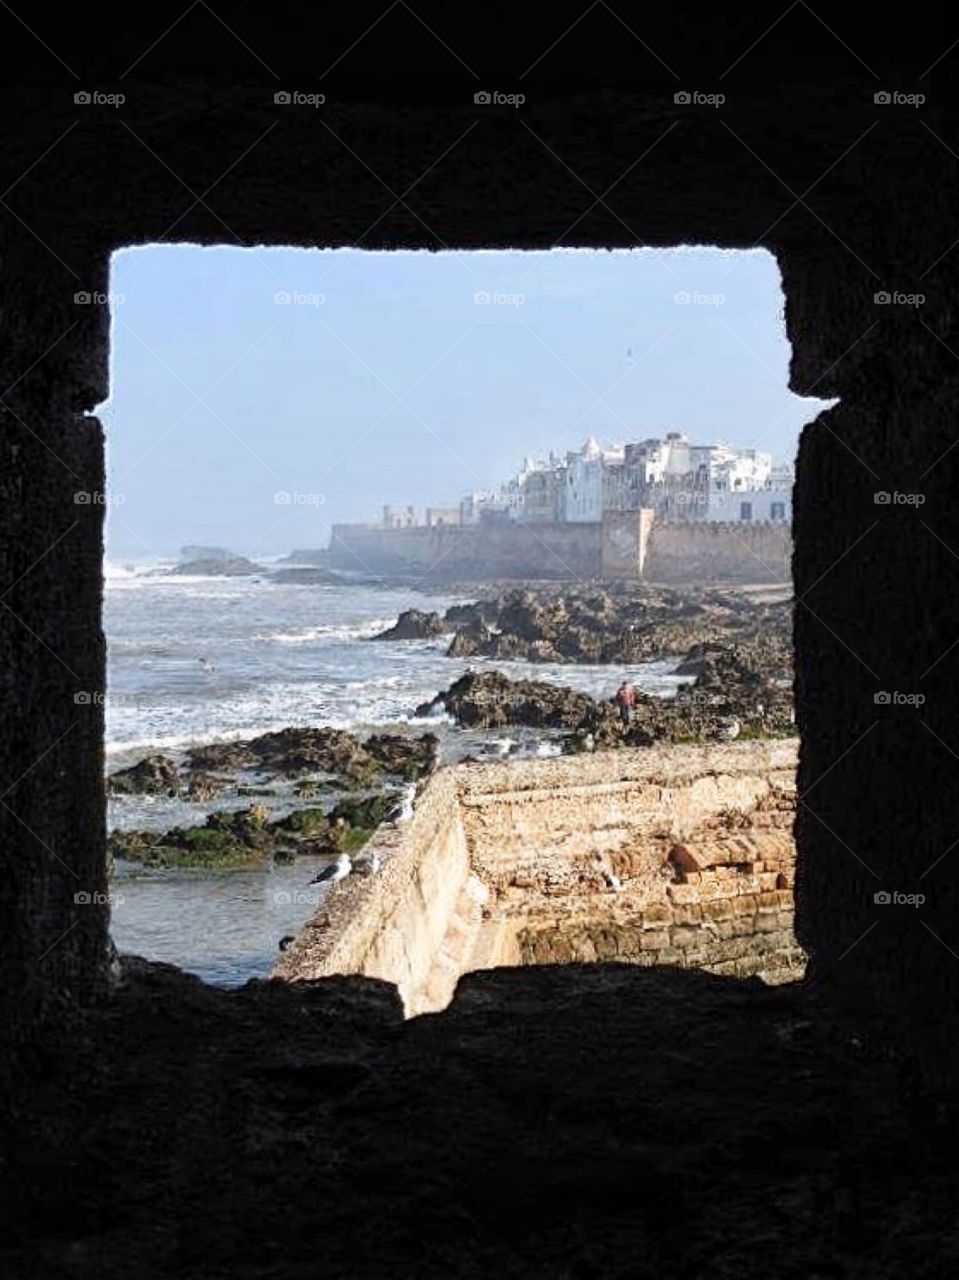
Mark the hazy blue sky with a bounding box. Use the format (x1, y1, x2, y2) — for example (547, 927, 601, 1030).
(103, 245, 828, 561)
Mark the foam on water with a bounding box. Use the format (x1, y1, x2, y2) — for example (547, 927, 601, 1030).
(105, 568, 693, 984)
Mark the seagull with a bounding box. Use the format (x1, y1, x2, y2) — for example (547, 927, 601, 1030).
(197, 657, 215, 675)
(356, 848, 382, 876)
(390, 782, 416, 823)
(603, 871, 624, 892)
(715, 716, 741, 742)
(310, 852, 352, 885)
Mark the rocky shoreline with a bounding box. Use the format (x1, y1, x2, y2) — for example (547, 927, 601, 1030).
(372, 584, 791, 669)
(108, 586, 793, 875)
(107, 728, 438, 870)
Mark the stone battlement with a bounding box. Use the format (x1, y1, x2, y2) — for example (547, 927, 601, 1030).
(329, 513, 789, 584)
(275, 740, 802, 1014)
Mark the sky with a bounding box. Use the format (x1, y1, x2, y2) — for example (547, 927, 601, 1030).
(103, 245, 829, 561)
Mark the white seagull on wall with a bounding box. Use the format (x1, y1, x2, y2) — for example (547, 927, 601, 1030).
(310, 853, 352, 885)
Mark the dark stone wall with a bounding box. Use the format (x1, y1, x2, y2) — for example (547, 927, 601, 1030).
(3, 1, 959, 1066)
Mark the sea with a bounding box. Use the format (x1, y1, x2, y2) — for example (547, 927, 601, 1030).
(106, 558, 692, 986)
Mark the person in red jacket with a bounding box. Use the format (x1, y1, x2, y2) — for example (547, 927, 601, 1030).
(615, 681, 637, 726)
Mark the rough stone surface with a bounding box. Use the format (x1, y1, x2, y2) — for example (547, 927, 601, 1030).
(3, 958, 956, 1279)
(278, 743, 803, 1012)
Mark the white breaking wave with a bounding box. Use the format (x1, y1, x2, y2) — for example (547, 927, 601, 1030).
(262, 618, 395, 645)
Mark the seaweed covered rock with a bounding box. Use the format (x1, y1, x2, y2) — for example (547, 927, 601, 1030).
(187, 727, 380, 784)
(187, 772, 224, 802)
(107, 754, 181, 796)
(109, 806, 279, 869)
(362, 733, 438, 779)
(328, 793, 397, 829)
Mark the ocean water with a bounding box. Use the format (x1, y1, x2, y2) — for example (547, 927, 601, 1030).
(106, 560, 692, 984)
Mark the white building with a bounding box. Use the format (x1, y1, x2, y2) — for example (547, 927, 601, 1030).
(560, 437, 625, 523)
(457, 433, 792, 528)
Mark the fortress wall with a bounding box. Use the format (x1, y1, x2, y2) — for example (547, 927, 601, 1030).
(277, 742, 802, 1013)
(600, 509, 654, 579)
(330, 515, 788, 584)
(331, 520, 607, 581)
(644, 521, 792, 584)
(274, 770, 472, 1015)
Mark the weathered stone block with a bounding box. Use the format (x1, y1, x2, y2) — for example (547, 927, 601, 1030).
(639, 929, 671, 951)
(641, 902, 673, 926)
(671, 903, 703, 925)
(670, 925, 707, 949)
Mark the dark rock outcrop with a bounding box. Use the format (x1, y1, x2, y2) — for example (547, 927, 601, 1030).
(172, 553, 262, 577)
(362, 732, 438, 779)
(107, 754, 181, 796)
(439, 587, 792, 668)
(416, 671, 610, 732)
(187, 727, 381, 784)
(370, 609, 446, 641)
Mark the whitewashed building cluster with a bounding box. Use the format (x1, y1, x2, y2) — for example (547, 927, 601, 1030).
(457, 432, 793, 526)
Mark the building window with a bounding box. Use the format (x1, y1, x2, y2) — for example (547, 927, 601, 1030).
(740, 502, 753, 522)
(771, 502, 786, 521)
